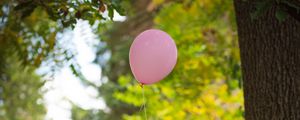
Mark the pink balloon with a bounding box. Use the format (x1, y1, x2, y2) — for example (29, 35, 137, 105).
(129, 29, 177, 85)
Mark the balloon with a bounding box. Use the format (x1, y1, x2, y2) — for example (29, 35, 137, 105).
(129, 29, 177, 85)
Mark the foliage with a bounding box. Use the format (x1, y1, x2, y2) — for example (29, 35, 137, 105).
(94, 0, 244, 119)
(0, 0, 125, 119)
(250, 0, 300, 22)
(0, 0, 247, 119)
(6, 0, 125, 28)
(71, 104, 103, 120)
(0, 0, 125, 69)
(0, 52, 45, 120)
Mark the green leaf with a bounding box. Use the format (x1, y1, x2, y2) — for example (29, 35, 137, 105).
(275, 9, 287, 22)
(14, 1, 33, 11)
(70, 64, 80, 77)
(47, 32, 56, 51)
(112, 4, 125, 16)
(21, 5, 37, 18)
(250, 1, 272, 20)
(108, 5, 114, 20)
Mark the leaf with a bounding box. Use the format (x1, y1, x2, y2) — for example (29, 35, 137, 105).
(46, 7, 59, 21)
(14, 1, 33, 11)
(108, 5, 114, 20)
(47, 32, 57, 51)
(275, 9, 287, 22)
(70, 64, 80, 77)
(112, 4, 125, 16)
(118, 76, 130, 86)
(21, 5, 37, 18)
(250, 1, 272, 20)
(69, 64, 97, 87)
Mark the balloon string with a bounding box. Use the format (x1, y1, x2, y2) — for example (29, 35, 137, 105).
(141, 83, 148, 120)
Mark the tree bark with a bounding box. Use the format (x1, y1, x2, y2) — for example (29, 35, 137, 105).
(234, 0, 300, 120)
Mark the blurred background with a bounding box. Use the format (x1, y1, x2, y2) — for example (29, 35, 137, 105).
(0, 0, 243, 120)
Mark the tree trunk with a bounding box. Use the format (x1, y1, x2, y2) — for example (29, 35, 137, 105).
(234, 0, 300, 120)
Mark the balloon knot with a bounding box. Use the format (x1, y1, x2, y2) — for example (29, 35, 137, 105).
(139, 83, 144, 88)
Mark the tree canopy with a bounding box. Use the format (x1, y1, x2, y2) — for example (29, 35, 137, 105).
(0, 0, 123, 119)
(1, 0, 245, 119)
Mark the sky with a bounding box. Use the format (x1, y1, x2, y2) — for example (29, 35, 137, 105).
(43, 12, 126, 120)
